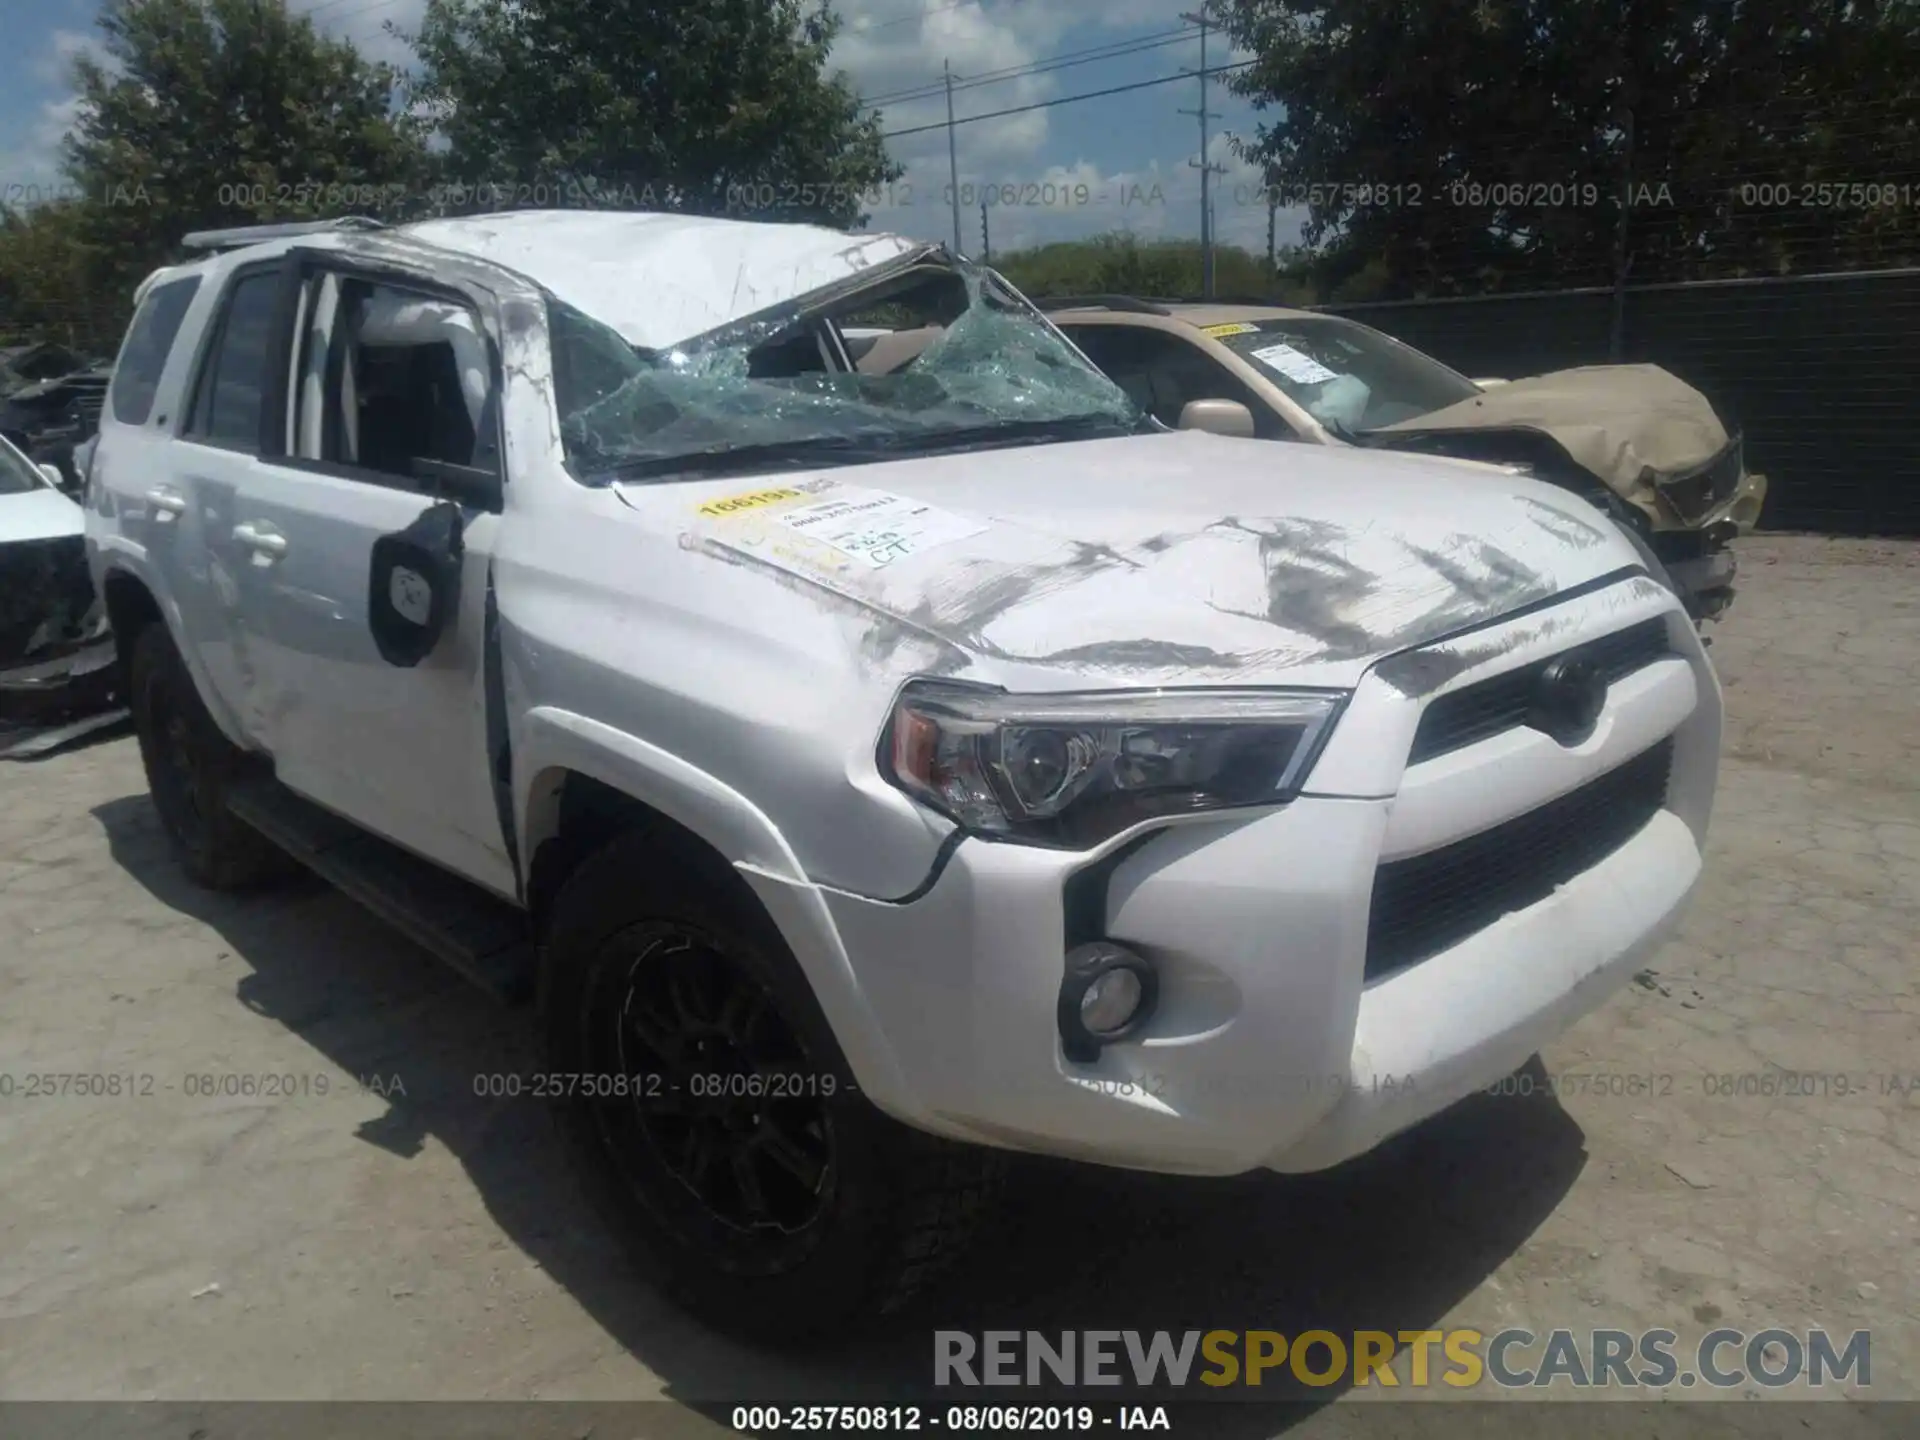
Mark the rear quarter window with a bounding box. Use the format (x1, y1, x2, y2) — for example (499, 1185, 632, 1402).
(109, 276, 203, 425)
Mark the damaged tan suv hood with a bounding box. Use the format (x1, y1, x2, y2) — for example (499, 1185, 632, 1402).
(1373, 364, 1734, 506)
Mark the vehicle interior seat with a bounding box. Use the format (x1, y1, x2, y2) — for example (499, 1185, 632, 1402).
(350, 293, 492, 472)
(853, 326, 942, 376)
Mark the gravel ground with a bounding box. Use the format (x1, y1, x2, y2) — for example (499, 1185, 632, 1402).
(0, 534, 1914, 1436)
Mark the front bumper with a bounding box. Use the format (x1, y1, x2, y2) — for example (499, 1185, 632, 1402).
(780, 576, 1720, 1177)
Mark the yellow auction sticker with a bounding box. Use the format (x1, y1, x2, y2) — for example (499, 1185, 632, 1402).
(1199, 321, 1260, 337)
(695, 487, 804, 518)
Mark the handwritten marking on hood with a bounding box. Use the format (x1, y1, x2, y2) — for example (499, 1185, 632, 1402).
(773, 488, 990, 569)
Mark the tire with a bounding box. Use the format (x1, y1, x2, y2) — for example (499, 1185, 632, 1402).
(542, 832, 1003, 1345)
(127, 623, 292, 889)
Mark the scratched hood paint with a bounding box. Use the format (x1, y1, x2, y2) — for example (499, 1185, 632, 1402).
(399, 211, 924, 350)
(614, 429, 1640, 691)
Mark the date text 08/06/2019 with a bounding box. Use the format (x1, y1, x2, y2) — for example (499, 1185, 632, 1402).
(731, 1406, 1170, 1433)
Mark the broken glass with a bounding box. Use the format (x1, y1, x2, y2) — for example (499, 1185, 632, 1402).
(549, 259, 1148, 480)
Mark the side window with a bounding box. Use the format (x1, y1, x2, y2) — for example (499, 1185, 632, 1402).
(185, 270, 282, 449)
(109, 275, 202, 425)
(294, 275, 498, 483)
(1065, 325, 1290, 437)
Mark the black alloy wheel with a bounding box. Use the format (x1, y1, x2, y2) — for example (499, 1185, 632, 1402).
(588, 921, 836, 1262)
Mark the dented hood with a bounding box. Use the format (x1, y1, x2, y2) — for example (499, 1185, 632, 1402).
(401, 211, 929, 350)
(1371, 364, 1733, 502)
(616, 430, 1639, 691)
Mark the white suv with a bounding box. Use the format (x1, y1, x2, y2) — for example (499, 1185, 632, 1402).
(86, 211, 1720, 1341)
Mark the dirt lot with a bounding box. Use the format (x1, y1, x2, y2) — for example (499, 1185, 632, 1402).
(1, 535, 1914, 1433)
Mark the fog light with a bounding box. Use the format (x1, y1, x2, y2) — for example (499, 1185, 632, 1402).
(1058, 941, 1158, 1063)
(1080, 967, 1144, 1035)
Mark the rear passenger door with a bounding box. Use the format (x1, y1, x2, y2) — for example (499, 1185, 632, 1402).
(222, 257, 516, 898)
(159, 262, 286, 743)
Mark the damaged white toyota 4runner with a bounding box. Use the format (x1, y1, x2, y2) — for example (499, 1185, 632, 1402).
(87, 211, 1719, 1341)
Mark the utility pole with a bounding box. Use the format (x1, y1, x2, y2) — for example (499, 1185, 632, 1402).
(980, 202, 991, 262)
(944, 59, 964, 254)
(1179, 8, 1225, 299)
(1266, 191, 1277, 284)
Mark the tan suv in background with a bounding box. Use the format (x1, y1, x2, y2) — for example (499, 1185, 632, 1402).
(1042, 297, 1767, 623)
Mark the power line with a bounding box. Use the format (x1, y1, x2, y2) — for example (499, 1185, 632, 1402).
(880, 59, 1255, 139)
(864, 28, 1192, 109)
(862, 26, 1197, 110)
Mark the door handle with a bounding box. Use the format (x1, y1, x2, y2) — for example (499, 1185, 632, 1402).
(145, 485, 187, 517)
(232, 521, 288, 559)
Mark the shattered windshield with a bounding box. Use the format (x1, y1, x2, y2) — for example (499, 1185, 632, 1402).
(1212, 316, 1481, 433)
(548, 256, 1149, 480)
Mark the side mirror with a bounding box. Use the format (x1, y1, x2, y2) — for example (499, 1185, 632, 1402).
(368, 499, 465, 667)
(1177, 398, 1256, 438)
(38, 462, 66, 489)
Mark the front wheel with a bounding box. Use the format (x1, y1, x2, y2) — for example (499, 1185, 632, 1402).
(541, 834, 1002, 1344)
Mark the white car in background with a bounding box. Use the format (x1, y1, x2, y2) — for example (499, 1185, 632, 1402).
(1, 431, 119, 745)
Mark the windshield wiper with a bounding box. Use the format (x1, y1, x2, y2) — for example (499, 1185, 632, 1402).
(580, 434, 894, 483)
(1318, 416, 1377, 445)
(867, 412, 1154, 456)
(578, 412, 1151, 483)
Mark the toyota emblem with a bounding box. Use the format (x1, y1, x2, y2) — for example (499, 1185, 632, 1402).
(1531, 655, 1608, 744)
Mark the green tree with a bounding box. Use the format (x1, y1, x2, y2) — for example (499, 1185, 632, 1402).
(404, 0, 899, 227)
(994, 233, 1311, 301)
(1217, 0, 1920, 299)
(0, 202, 116, 352)
(61, 0, 431, 302)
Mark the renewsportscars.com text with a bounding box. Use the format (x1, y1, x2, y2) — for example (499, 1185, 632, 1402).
(933, 1327, 1870, 1390)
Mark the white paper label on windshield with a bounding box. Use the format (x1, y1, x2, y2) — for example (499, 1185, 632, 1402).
(1249, 341, 1340, 386)
(774, 488, 988, 568)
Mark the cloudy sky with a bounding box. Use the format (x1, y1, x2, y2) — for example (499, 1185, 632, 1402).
(0, 0, 1305, 256)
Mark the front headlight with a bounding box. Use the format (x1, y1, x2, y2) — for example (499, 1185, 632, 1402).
(881, 682, 1345, 848)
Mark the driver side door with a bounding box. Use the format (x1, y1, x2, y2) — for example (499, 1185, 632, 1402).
(227, 256, 516, 897)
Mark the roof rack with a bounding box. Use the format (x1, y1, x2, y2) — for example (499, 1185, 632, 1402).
(179, 215, 388, 253)
(1030, 294, 1171, 315)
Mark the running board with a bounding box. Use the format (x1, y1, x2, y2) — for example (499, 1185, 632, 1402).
(225, 776, 535, 1005)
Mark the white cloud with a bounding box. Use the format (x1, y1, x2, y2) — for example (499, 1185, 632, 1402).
(861, 100, 1305, 259)
(33, 29, 111, 87)
(295, 0, 426, 72)
(1, 76, 85, 198)
(838, 0, 1079, 179)
(0, 27, 115, 198)
(825, 1, 1282, 251)
(0, 0, 1276, 253)
(1, 3, 422, 202)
